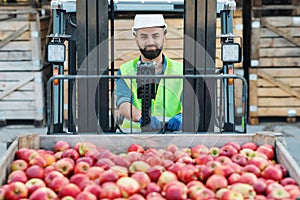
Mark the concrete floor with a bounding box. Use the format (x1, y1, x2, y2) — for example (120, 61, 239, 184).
(0, 122, 300, 165)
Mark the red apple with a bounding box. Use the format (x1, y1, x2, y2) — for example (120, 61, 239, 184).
(206, 160, 221, 171)
(195, 154, 213, 165)
(253, 179, 267, 194)
(247, 156, 269, 171)
(100, 182, 121, 199)
(214, 156, 232, 164)
(55, 158, 75, 176)
(194, 165, 212, 182)
(110, 165, 129, 178)
(167, 162, 186, 175)
(238, 172, 258, 185)
(74, 162, 90, 174)
(48, 176, 70, 193)
(219, 145, 238, 157)
(54, 140, 71, 152)
(221, 189, 244, 200)
(214, 164, 235, 178)
(163, 181, 188, 200)
(177, 164, 199, 183)
(59, 183, 81, 198)
(86, 166, 104, 180)
(231, 154, 248, 166)
(215, 188, 229, 200)
(29, 187, 58, 200)
(261, 165, 283, 181)
(61, 196, 75, 200)
(275, 164, 289, 178)
(128, 193, 146, 200)
(157, 171, 178, 188)
(225, 141, 241, 151)
(228, 173, 241, 185)
(143, 154, 162, 167)
(206, 174, 228, 192)
(44, 171, 64, 186)
(26, 165, 44, 179)
(280, 177, 298, 186)
(75, 142, 97, 156)
(129, 161, 151, 173)
(128, 144, 145, 153)
(95, 158, 115, 170)
(83, 183, 102, 198)
(257, 144, 274, 160)
(116, 177, 140, 198)
(241, 142, 258, 150)
(75, 191, 97, 200)
(167, 144, 179, 153)
(10, 159, 28, 172)
(126, 152, 143, 164)
(191, 144, 209, 158)
(0, 188, 5, 200)
(267, 187, 290, 199)
(146, 165, 165, 182)
(112, 155, 131, 168)
(76, 156, 94, 166)
(240, 148, 255, 159)
(242, 164, 261, 177)
(42, 153, 57, 167)
(145, 182, 161, 195)
(230, 183, 256, 199)
(7, 170, 28, 184)
(25, 178, 46, 194)
(131, 172, 151, 190)
(28, 155, 47, 167)
(99, 169, 119, 184)
(61, 148, 80, 161)
(70, 173, 90, 190)
(4, 181, 28, 200)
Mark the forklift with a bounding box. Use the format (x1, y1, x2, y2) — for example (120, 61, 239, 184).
(46, 0, 247, 134)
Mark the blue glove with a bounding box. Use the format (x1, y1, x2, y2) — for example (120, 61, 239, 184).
(139, 116, 162, 130)
(166, 113, 182, 131)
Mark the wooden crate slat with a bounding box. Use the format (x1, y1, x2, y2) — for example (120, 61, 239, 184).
(257, 107, 300, 117)
(261, 17, 300, 27)
(0, 61, 35, 70)
(0, 51, 31, 61)
(0, 31, 30, 41)
(259, 57, 300, 67)
(0, 101, 35, 110)
(260, 27, 300, 38)
(0, 82, 34, 91)
(257, 88, 298, 97)
(0, 110, 37, 119)
(0, 91, 34, 100)
(0, 41, 31, 51)
(259, 68, 300, 77)
(258, 97, 300, 107)
(0, 23, 29, 49)
(259, 47, 300, 57)
(260, 38, 298, 48)
(258, 78, 300, 87)
(0, 21, 29, 31)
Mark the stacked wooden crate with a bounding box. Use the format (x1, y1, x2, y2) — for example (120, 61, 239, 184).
(0, 5, 51, 125)
(249, 0, 300, 124)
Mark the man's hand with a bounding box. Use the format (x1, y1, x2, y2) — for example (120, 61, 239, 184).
(166, 113, 182, 131)
(139, 116, 162, 130)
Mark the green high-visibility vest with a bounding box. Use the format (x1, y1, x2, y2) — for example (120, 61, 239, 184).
(119, 56, 183, 131)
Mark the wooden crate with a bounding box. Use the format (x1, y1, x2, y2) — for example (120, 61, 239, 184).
(1, 132, 300, 185)
(0, 67, 50, 124)
(0, 7, 51, 71)
(252, 0, 300, 16)
(249, 68, 300, 124)
(251, 16, 300, 68)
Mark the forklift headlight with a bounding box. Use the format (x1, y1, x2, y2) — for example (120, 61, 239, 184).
(47, 43, 66, 63)
(221, 43, 241, 63)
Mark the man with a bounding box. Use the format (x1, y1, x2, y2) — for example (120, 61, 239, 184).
(116, 14, 183, 132)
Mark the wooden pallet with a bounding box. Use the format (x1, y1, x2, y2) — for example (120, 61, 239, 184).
(249, 68, 300, 124)
(0, 67, 51, 124)
(0, 8, 51, 71)
(252, 0, 300, 16)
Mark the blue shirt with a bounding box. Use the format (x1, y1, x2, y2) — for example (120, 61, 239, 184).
(115, 56, 167, 107)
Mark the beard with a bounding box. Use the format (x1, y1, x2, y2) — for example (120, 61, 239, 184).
(139, 45, 163, 60)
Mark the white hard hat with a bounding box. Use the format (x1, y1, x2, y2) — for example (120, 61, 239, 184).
(132, 14, 167, 35)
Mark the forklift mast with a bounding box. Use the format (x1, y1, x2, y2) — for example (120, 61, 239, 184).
(47, 0, 243, 134)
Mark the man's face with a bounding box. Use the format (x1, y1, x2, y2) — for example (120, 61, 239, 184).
(135, 27, 166, 60)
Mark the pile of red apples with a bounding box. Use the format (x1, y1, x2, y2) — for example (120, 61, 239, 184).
(1, 140, 300, 200)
